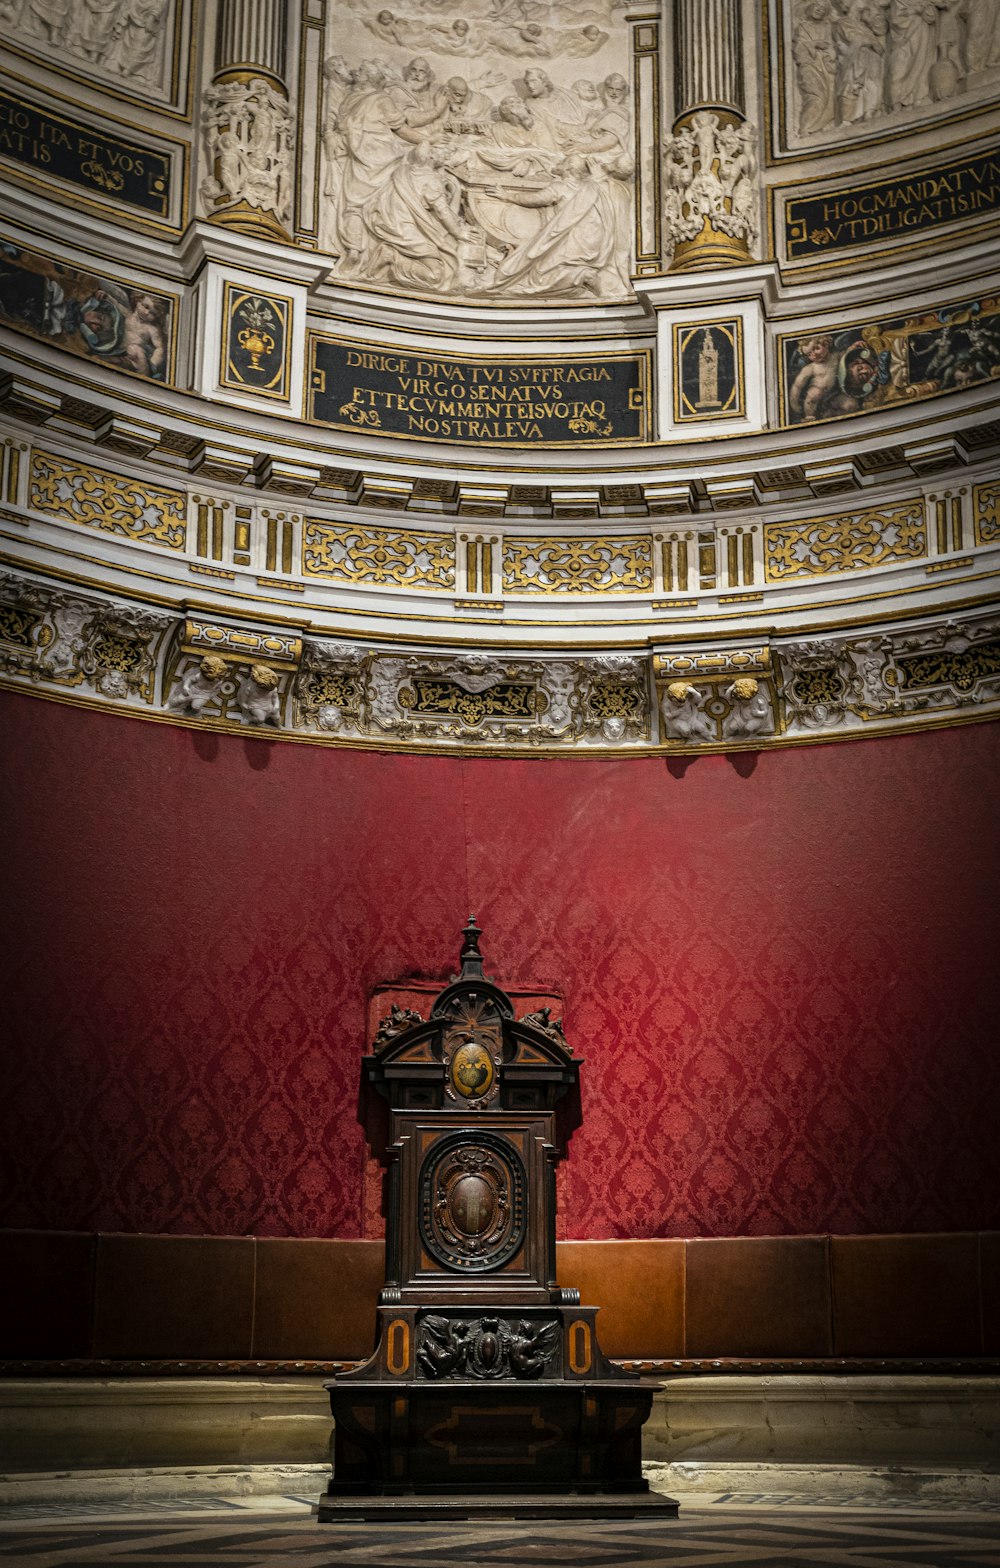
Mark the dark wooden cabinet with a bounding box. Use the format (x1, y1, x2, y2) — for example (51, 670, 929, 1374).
(318, 920, 677, 1520)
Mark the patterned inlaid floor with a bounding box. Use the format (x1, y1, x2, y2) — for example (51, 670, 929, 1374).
(2, 1494, 1000, 1567)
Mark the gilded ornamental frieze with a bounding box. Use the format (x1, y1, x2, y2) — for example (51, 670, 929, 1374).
(28, 449, 187, 550)
(974, 480, 1000, 545)
(302, 520, 456, 590)
(2, 570, 999, 754)
(502, 535, 653, 594)
(763, 500, 927, 582)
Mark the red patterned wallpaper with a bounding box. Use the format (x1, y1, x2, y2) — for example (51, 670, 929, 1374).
(2, 690, 999, 1239)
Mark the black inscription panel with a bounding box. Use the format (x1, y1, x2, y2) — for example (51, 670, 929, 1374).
(785, 148, 1000, 259)
(0, 90, 171, 217)
(310, 337, 650, 446)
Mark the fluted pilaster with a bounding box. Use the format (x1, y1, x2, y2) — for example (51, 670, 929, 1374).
(674, 0, 745, 123)
(201, 0, 293, 241)
(215, 0, 288, 89)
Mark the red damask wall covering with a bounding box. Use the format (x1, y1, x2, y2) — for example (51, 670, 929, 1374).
(2, 689, 999, 1241)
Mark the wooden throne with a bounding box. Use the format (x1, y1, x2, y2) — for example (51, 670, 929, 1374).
(318, 918, 678, 1520)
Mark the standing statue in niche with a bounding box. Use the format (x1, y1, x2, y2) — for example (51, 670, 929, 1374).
(698, 330, 720, 407)
(316, 9, 634, 302)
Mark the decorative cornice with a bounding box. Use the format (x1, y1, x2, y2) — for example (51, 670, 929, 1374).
(2, 566, 998, 756)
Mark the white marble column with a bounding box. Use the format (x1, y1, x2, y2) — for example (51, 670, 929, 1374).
(665, 0, 758, 271)
(674, 0, 745, 121)
(215, 0, 288, 87)
(200, 0, 293, 241)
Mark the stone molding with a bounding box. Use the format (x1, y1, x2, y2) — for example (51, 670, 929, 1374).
(1, 1376, 998, 1477)
(2, 565, 998, 754)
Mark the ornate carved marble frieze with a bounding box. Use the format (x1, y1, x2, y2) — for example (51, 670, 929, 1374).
(1, 0, 185, 112)
(316, 2, 634, 304)
(3, 570, 999, 753)
(780, 0, 1000, 153)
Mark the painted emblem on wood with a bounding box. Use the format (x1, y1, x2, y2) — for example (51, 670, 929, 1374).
(449, 1040, 495, 1100)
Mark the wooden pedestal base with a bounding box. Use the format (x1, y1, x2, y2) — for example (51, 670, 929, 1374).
(317, 1490, 680, 1521)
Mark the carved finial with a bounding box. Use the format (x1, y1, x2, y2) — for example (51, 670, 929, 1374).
(459, 915, 485, 980)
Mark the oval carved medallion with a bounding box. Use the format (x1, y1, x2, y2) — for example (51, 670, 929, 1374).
(450, 1173, 496, 1236)
(419, 1132, 526, 1273)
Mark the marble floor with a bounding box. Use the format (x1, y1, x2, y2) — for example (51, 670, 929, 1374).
(2, 1490, 1000, 1567)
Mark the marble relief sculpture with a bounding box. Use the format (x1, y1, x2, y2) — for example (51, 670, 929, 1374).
(201, 77, 293, 226)
(662, 111, 760, 259)
(0, 0, 173, 88)
(319, 0, 634, 300)
(788, 0, 997, 142)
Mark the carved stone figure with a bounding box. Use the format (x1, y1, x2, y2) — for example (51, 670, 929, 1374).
(103, 0, 169, 80)
(793, 0, 837, 132)
(368, 656, 407, 731)
(492, 152, 629, 297)
(236, 663, 282, 726)
(661, 681, 716, 743)
(887, 0, 940, 111)
(722, 677, 773, 739)
(20, 0, 69, 44)
(967, 0, 1000, 72)
(850, 636, 897, 711)
(46, 597, 94, 678)
(201, 77, 293, 225)
(64, 0, 120, 61)
(363, 140, 473, 292)
(663, 111, 758, 258)
(168, 654, 228, 714)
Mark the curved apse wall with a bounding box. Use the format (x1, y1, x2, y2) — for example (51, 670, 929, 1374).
(3, 688, 998, 1243)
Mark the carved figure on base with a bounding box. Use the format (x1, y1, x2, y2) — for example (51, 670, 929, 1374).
(237, 663, 281, 726)
(168, 654, 228, 714)
(722, 677, 772, 739)
(661, 680, 715, 743)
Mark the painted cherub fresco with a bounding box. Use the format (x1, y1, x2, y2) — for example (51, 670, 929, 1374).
(788, 333, 838, 420)
(787, 329, 884, 422)
(0, 240, 171, 380)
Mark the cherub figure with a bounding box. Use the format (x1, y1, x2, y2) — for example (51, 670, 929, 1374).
(723, 677, 772, 739)
(122, 292, 167, 378)
(237, 663, 281, 725)
(789, 333, 838, 420)
(661, 681, 715, 743)
(168, 654, 228, 714)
